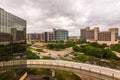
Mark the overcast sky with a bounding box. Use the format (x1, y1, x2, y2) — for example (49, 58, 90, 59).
(0, 0, 120, 36)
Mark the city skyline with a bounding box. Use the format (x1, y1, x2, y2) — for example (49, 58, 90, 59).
(0, 0, 120, 36)
(1, 1, 120, 80)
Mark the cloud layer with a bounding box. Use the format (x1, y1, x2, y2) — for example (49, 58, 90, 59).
(0, 0, 120, 36)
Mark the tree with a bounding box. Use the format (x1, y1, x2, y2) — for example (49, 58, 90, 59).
(76, 54, 89, 63)
(76, 39, 86, 44)
(89, 42, 106, 48)
(27, 49, 39, 59)
(65, 41, 76, 47)
(102, 49, 116, 59)
(73, 46, 82, 52)
(46, 43, 66, 50)
(74, 45, 116, 59)
(110, 44, 120, 53)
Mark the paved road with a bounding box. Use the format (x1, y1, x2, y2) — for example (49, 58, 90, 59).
(30, 46, 74, 60)
(112, 51, 120, 58)
(27, 60, 120, 80)
(0, 60, 120, 80)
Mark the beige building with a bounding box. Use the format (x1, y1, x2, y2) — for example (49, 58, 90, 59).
(80, 27, 119, 45)
(27, 32, 54, 43)
(69, 36, 80, 40)
(81, 27, 99, 42)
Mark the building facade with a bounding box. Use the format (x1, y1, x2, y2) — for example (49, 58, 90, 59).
(41, 32, 54, 43)
(97, 28, 119, 45)
(80, 27, 119, 45)
(68, 36, 80, 40)
(54, 29, 68, 41)
(27, 33, 40, 41)
(27, 28, 69, 42)
(0, 8, 26, 79)
(27, 32, 54, 43)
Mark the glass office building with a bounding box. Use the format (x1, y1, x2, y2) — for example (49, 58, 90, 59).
(0, 8, 26, 80)
(55, 29, 68, 41)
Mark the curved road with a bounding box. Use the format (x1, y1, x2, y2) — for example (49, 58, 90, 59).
(0, 60, 120, 80)
(27, 60, 120, 80)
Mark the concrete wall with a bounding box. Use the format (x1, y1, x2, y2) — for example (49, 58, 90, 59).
(19, 72, 27, 80)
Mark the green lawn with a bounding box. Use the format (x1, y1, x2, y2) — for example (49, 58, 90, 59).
(55, 70, 81, 80)
(60, 57, 74, 61)
(76, 54, 89, 63)
(28, 68, 52, 76)
(27, 68, 82, 80)
(41, 56, 56, 60)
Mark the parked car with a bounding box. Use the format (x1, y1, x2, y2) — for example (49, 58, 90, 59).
(64, 54, 69, 57)
(48, 53, 51, 55)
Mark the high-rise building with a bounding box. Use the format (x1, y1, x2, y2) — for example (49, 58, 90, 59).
(80, 27, 119, 45)
(54, 29, 68, 41)
(0, 8, 26, 79)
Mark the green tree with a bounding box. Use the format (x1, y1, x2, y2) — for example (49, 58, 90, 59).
(110, 44, 120, 53)
(102, 49, 116, 59)
(65, 40, 76, 47)
(73, 46, 82, 52)
(89, 42, 106, 48)
(76, 39, 86, 44)
(76, 54, 89, 63)
(74, 45, 116, 59)
(27, 49, 39, 59)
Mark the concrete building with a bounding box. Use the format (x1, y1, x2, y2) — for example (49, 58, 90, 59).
(69, 36, 80, 40)
(80, 27, 119, 45)
(81, 27, 99, 42)
(97, 28, 119, 45)
(27, 33, 41, 41)
(0, 7, 26, 79)
(40, 32, 54, 43)
(54, 29, 68, 41)
(27, 32, 54, 43)
(27, 28, 69, 42)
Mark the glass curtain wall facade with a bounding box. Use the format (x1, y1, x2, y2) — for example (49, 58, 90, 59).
(55, 29, 68, 41)
(0, 8, 26, 80)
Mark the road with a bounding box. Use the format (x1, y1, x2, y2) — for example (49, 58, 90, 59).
(27, 60, 120, 80)
(0, 59, 120, 80)
(30, 46, 74, 60)
(112, 51, 120, 58)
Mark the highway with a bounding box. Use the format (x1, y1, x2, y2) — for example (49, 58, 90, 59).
(27, 60, 120, 80)
(0, 60, 120, 80)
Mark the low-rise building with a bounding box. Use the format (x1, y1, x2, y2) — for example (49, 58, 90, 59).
(27, 32, 54, 43)
(27, 33, 40, 41)
(68, 36, 80, 40)
(27, 28, 69, 42)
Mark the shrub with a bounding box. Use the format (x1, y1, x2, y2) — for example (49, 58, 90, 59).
(110, 44, 120, 53)
(27, 49, 39, 59)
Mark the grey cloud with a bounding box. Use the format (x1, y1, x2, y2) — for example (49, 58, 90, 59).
(0, 0, 120, 36)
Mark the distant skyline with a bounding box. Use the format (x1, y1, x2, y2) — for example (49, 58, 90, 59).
(0, 0, 120, 36)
